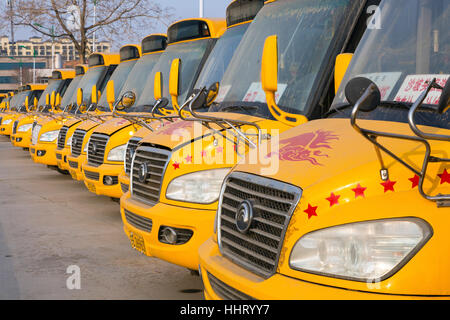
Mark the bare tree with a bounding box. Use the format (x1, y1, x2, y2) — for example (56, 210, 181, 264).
(3, 0, 174, 63)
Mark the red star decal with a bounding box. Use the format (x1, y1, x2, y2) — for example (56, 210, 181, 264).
(184, 155, 192, 163)
(409, 174, 420, 188)
(216, 146, 223, 153)
(304, 204, 318, 219)
(172, 162, 180, 170)
(326, 192, 340, 207)
(438, 169, 450, 185)
(352, 183, 366, 198)
(381, 179, 396, 192)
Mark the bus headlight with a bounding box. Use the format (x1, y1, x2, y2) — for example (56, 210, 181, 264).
(289, 218, 432, 282)
(166, 168, 230, 204)
(39, 130, 59, 142)
(18, 123, 33, 132)
(107, 144, 126, 162)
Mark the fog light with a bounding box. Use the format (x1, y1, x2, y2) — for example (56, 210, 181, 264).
(16, 137, 22, 142)
(37, 150, 46, 157)
(161, 227, 178, 244)
(104, 176, 114, 185)
(103, 175, 118, 186)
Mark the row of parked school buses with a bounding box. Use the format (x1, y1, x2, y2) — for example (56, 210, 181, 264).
(0, 0, 449, 299)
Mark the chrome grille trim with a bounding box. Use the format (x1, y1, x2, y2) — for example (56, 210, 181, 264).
(87, 133, 109, 166)
(71, 129, 86, 157)
(207, 272, 255, 300)
(57, 126, 69, 149)
(31, 123, 41, 145)
(124, 137, 142, 175)
(218, 172, 302, 279)
(130, 146, 171, 207)
(124, 209, 152, 233)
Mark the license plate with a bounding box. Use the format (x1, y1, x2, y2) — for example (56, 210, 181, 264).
(129, 231, 146, 254)
(86, 182, 96, 193)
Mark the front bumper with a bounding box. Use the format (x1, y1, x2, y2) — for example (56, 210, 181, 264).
(56, 147, 71, 171)
(29, 142, 57, 166)
(0, 123, 13, 135)
(67, 154, 86, 181)
(82, 162, 123, 198)
(120, 193, 215, 270)
(118, 170, 130, 194)
(11, 131, 31, 148)
(199, 238, 443, 300)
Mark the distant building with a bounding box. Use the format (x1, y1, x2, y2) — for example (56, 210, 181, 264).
(0, 36, 111, 62)
(0, 36, 111, 93)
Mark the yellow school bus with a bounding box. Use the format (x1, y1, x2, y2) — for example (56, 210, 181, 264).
(30, 53, 119, 171)
(55, 45, 141, 174)
(118, 0, 264, 196)
(199, 0, 450, 299)
(67, 37, 167, 182)
(0, 84, 46, 136)
(81, 18, 227, 199)
(119, 0, 379, 272)
(10, 70, 76, 149)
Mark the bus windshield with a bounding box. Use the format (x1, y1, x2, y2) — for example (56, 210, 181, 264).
(216, 0, 360, 119)
(9, 91, 28, 110)
(37, 79, 64, 107)
(135, 38, 214, 110)
(114, 52, 163, 112)
(331, 0, 449, 129)
(97, 59, 137, 111)
(194, 22, 250, 91)
(59, 75, 84, 110)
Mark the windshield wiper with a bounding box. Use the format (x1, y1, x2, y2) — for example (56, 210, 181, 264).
(219, 104, 259, 115)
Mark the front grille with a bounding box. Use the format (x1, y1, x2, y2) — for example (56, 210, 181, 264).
(56, 153, 62, 160)
(124, 209, 152, 233)
(71, 129, 86, 157)
(87, 133, 109, 166)
(12, 120, 18, 134)
(57, 126, 69, 150)
(131, 146, 171, 206)
(31, 123, 41, 145)
(121, 182, 129, 193)
(125, 137, 142, 175)
(84, 170, 100, 181)
(158, 226, 193, 245)
(69, 160, 78, 169)
(207, 272, 255, 300)
(218, 172, 302, 278)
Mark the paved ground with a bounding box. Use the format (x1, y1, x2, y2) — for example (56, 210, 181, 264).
(0, 135, 204, 299)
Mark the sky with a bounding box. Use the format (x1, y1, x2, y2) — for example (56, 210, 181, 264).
(12, 0, 231, 42)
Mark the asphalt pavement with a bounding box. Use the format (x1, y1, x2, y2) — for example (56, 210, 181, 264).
(0, 135, 203, 299)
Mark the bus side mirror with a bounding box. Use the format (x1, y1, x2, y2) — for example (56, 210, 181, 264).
(33, 97, 38, 108)
(261, 35, 278, 96)
(77, 88, 83, 107)
(170, 58, 181, 110)
(206, 82, 219, 107)
(50, 91, 56, 109)
(118, 91, 136, 111)
(106, 80, 115, 110)
(45, 93, 50, 106)
(345, 77, 381, 112)
(24, 96, 29, 110)
(56, 93, 61, 107)
(154, 71, 163, 101)
(91, 85, 98, 104)
(261, 35, 307, 126)
(335, 53, 353, 94)
(438, 77, 450, 114)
